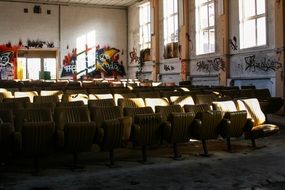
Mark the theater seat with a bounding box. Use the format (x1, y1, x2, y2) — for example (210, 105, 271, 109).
(212, 100, 251, 152)
(184, 104, 222, 156)
(90, 106, 132, 166)
(15, 107, 55, 172)
(54, 106, 98, 168)
(0, 109, 14, 164)
(156, 105, 195, 159)
(236, 98, 279, 147)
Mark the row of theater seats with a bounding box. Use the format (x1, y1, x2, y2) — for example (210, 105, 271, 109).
(0, 93, 280, 171)
(1, 86, 283, 117)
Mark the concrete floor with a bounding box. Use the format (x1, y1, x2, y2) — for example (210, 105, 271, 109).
(0, 114, 285, 190)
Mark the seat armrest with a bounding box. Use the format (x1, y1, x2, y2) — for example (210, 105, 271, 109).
(119, 116, 132, 141)
(244, 118, 254, 132)
(56, 129, 64, 148)
(13, 131, 22, 152)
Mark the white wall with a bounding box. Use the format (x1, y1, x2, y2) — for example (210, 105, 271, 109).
(0, 2, 128, 79)
(0, 2, 59, 46)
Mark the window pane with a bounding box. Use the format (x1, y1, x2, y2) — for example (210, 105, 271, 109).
(209, 3, 215, 27)
(44, 58, 56, 79)
(244, 0, 255, 18)
(243, 19, 256, 48)
(27, 58, 41, 80)
(257, 0, 265, 15)
(209, 28, 215, 52)
(202, 30, 209, 53)
(257, 17, 266, 46)
(200, 5, 208, 28)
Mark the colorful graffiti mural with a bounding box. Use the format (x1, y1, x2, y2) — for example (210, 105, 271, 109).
(61, 45, 126, 78)
(0, 43, 21, 80)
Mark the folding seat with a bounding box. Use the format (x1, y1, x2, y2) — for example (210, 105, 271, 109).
(137, 91, 160, 98)
(14, 91, 38, 103)
(212, 100, 252, 152)
(118, 98, 145, 108)
(169, 95, 195, 107)
(160, 91, 183, 102)
(56, 101, 85, 107)
(113, 93, 137, 106)
(40, 90, 63, 101)
(111, 87, 131, 94)
(194, 94, 219, 105)
(33, 95, 59, 104)
(88, 88, 111, 95)
(25, 102, 56, 114)
(0, 109, 14, 163)
(62, 93, 89, 105)
(94, 93, 114, 100)
(3, 97, 30, 106)
(239, 89, 256, 99)
(65, 89, 87, 95)
(254, 89, 283, 115)
(88, 99, 115, 108)
(123, 106, 162, 162)
(54, 106, 98, 167)
(15, 107, 55, 172)
(90, 106, 132, 166)
(144, 97, 169, 111)
(184, 104, 223, 156)
(236, 98, 279, 148)
(155, 105, 195, 159)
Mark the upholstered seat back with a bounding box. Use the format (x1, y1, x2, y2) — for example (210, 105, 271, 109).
(236, 98, 266, 126)
(54, 106, 91, 130)
(124, 107, 154, 118)
(14, 91, 38, 103)
(155, 105, 183, 121)
(88, 99, 116, 108)
(170, 95, 195, 107)
(34, 95, 59, 103)
(193, 111, 222, 139)
(90, 106, 123, 127)
(212, 100, 237, 112)
(144, 98, 169, 111)
(134, 113, 162, 145)
(184, 104, 212, 114)
(118, 98, 145, 108)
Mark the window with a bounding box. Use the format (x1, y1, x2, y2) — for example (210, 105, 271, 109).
(139, 2, 151, 50)
(163, 0, 179, 45)
(239, 0, 266, 49)
(76, 30, 96, 78)
(195, 0, 215, 55)
(17, 50, 57, 80)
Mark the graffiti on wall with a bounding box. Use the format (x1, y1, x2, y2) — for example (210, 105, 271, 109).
(129, 48, 139, 64)
(0, 43, 21, 80)
(230, 36, 238, 51)
(244, 51, 282, 72)
(25, 39, 55, 49)
(61, 45, 126, 78)
(164, 64, 175, 71)
(196, 57, 225, 73)
(61, 48, 78, 77)
(94, 46, 125, 77)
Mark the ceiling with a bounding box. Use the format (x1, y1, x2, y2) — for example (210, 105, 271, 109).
(5, 0, 141, 7)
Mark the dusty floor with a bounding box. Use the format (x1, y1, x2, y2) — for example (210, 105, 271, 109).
(1, 114, 285, 190)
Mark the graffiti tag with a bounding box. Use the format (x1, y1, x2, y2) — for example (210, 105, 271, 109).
(244, 54, 282, 72)
(230, 36, 238, 50)
(164, 64, 175, 71)
(196, 58, 225, 73)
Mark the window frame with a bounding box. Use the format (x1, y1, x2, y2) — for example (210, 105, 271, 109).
(163, 0, 179, 45)
(195, 0, 216, 55)
(239, 0, 267, 49)
(139, 2, 151, 51)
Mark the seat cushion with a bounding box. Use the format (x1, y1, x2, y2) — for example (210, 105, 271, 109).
(244, 124, 279, 139)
